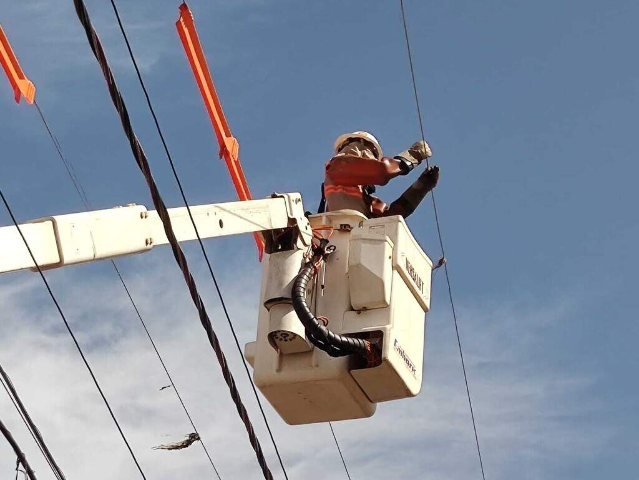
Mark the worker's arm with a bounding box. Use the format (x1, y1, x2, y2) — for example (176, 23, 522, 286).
(383, 166, 440, 218)
(325, 155, 412, 186)
(326, 140, 433, 187)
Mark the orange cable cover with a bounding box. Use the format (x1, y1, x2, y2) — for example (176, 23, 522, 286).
(176, 3, 264, 260)
(0, 26, 35, 104)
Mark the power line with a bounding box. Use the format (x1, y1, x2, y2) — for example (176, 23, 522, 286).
(328, 423, 352, 480)
(0, 375, 53, 477)
(398, 1, 487, 479)
(33, 97, 223, 479)
(71, 0, 275, 477)
(0, 364, 66, 480)
(110, 262, 222, 478)
(0, 188, 148, 480)
(0, 416, 37, 480)
(310, 277, 352, 480)
(106, 1, 291, 479)
(34, 101, 89, 206)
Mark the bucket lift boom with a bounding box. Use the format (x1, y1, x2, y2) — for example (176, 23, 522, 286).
(0, 194, 309, 274)
(0, 193, 433, 425)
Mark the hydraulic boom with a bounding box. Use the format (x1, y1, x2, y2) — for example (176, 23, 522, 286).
(0, 194, 309, 274)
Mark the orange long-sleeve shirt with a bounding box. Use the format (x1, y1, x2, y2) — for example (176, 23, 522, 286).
(324, 154, 407, 216)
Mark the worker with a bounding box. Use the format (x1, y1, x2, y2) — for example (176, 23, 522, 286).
(321, 131, 439, 218)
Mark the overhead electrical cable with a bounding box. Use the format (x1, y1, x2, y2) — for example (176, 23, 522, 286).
(70, 1, 275, 478)
(328, 423, 352, 480)
(0, 364, 66, 480)
(110, 264, 222, 479)
(0, 375, 56, 479)
(0, 416, 37, 480)
(398, 2, 487, 479)
(309, 255, 353, 480)
(0, 188, 148, 480)
(106, 1, 291, 479)
(34, 102, 89, 206)
(33, 93, 223, 480)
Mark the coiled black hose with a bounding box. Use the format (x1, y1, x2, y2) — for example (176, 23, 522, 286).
(292, 263, 369, 358)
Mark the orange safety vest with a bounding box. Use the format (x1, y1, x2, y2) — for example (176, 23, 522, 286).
(323, 153, 405, 217)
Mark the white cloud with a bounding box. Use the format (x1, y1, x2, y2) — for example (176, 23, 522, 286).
(3, 0, 287, 83)
(3, 1, 174, 85)
(0, 252, 609, 479)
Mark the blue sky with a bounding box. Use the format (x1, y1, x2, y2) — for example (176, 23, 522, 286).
(1, 0, 637, 479)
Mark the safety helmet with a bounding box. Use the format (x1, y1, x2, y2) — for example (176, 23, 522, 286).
(334, 131, 383, 160)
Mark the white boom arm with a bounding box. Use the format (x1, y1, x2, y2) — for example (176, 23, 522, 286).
(0, 193, 310, 274)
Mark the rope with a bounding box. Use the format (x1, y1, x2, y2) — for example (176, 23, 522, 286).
(71, 1, 274, 477)
(34, 96, 222, 480)
(106, 1, 291, 478)
(0, 364, 66, 480)
(0, 188, 148, 479)
(399, 2, 486, 479)
(0, 417, 37, 480)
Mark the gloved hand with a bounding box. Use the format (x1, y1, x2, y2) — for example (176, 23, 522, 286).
(419, 165, 439, 190)
(397, 140, 432, 167)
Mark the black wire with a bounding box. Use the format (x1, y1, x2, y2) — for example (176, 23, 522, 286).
(15, 463, 28, 480)
(0, 365, 66, 480)
(306, 272, 354, 480)
(0, 417, 37, 480)
(71, 0, 274, 477)
(34, 95, 222, 480)
(328, 423, 352, 480)
(110, 262, 222, 479)
(1, 379, 58, 478)
(0, 377, 53, 477)
(0, 188, 148, 480)
(399, 1, 429, 169)
(107, 2, 290, 479)
(310, 256, 352, 480)
(34, 101, 90, 205)
(399, 2, 486, 479)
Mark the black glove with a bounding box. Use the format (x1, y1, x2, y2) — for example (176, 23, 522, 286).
(419, 165, 439, 190)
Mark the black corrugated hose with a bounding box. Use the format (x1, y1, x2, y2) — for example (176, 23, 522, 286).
(291, 243, 372, 360)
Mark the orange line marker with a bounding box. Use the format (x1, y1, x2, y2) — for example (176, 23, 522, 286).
(176, 3, 265, 260)
(0, 26, 35, 104)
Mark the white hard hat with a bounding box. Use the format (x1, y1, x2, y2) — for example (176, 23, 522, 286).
(334, 131, 383, 160)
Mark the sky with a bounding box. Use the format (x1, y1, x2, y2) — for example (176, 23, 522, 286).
(0, 0, 637, 479)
